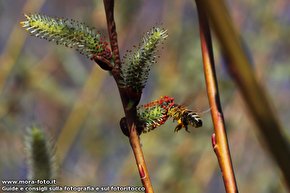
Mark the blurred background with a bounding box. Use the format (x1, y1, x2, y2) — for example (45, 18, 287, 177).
(0, 0, 289, 193)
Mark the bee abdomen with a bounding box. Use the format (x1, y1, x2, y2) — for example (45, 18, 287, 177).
(186, 111, 202, 128)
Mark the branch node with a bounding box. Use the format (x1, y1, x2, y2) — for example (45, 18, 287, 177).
(119, 117, 129, 137)
(138, 164, 146, 179)
(94, 56, 113, 71)
(211, 133, 218, 154)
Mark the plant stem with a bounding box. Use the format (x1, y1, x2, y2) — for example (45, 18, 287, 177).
(103, 0, 121, 75)
(196, 0, 290, 190)
(103, 1, 154, 192)
(196, 1, 239, 193)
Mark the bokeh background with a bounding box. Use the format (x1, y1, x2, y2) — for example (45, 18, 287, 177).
(0, 0, 289, 193)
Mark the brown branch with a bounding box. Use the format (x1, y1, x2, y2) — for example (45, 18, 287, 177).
(196, 0, 290, 190)
(103, 1, 154, 192)
(195, 1, 239, 193)
(94, 56, 113, 71)
(103, 0, 121, 74)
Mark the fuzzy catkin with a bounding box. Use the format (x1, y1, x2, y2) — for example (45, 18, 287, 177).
(121, 27, 167, 92)
(21, 14, 112, 61)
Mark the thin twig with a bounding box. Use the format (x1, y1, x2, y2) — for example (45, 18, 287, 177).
(94, 56, 114, 71)
(103, 0, 121, 74)
(196, 1, 239, 193)
(103, 1, 154, 192)
(196, 0, 290, 190)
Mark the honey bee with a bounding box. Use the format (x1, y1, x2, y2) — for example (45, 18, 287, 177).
(167, 104, 203, 132)
(120, 96, 203, 136)
(139, 96, 202, 133)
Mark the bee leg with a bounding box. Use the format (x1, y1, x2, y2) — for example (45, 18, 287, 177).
(174, 119, 183, 132)
(184, 124, 190, 133)
(174, 124, 182, 132)
(181, 115, 190, 133)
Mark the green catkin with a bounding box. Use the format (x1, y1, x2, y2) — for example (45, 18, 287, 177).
(25, 127, 56, 182)
(21, 14, 112, 61)
(121, 27, 168, 91)
(137, 96, 174, 133)
(136, 96, 202, 133)
(137, 105, 168, 133)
